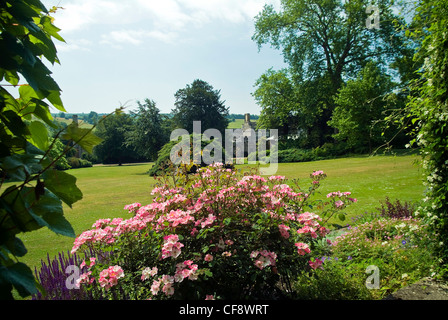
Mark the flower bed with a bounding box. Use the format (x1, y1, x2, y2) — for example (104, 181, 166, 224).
(293, 212, 438, 300)
(58, 164, 355, 300)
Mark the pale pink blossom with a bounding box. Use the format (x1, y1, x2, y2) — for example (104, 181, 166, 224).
(278, 224, 290, 239)
(141, 267, 158, 281)
(295, 242, 311, 255)
(334, 200, 344, 208)
(251, 250, 277, 270)
(76, 271, 93, 287)
(98, 265, 124, 289)
(297, 225, 318, 238)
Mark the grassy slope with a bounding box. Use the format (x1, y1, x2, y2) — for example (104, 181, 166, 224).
(227, 119, 258, 129)
(19, 154, 424, 273)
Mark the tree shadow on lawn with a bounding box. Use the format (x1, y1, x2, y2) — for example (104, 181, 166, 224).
(94, 162, 153, 168)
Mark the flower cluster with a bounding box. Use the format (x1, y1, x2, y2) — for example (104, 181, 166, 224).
(141, 267, 158, 281)
(311, 170, 326, 184)
(98, 266, 124, 290)
(295, 242, 311, 255)
(326, 191, 357, 209)
(161, 234, 184, 259)
(309, 258, 323, 270)
(278, 224, 290, 239)
(142, 260, 199, 297)
(250, 250, 277, 270)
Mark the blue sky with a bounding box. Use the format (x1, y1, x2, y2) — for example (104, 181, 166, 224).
(41, 0, 287, 115)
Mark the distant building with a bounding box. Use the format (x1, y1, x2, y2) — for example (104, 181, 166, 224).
(228, 113, 275, 158)
(241, 113, 256, 133)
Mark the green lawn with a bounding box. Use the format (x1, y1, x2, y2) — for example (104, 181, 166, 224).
(227, 118, 258, 129)
(19, 154, 425, 274)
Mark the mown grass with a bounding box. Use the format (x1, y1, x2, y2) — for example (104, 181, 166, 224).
(227, 118, 258, 129)
(19, 153, 424, 275)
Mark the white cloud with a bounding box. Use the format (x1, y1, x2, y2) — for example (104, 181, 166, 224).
(56, 38, 92, 52)
(101, 29, 178, 47)
(44, 0, 281, 46)
(136, 0, 194, 29)
(48, 0, 131, 33)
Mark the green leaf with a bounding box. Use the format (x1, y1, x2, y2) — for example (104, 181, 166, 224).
(338, 213, 346, 221)
(23, 188, 75, 238)
(2, 237, 27, 257)
(204, 270, 213, 277)
(19, 59, 60, 93)
(4, 70, 20, 86)
(45, 89, 65, 112)
(1, 186, 75, 238)
(43, 169, 83, 208)
(1, 262, 38, 298)
(32, 100, 57, 128)
(40, 15, 65, 43)
(0, 187, 41, 234)
(27, 120, 48, 150)
(0, 153, 42, 181)
(28, 28, 58, 64)
(0, 110, 29, 138)
(62, 123, 103, 154)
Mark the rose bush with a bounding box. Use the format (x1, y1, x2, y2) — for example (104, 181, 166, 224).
(70, 164, 356, 299)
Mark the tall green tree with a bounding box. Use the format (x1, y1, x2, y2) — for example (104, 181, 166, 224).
(172, 79, 229, 135)
(125, 99, 169, 161)
(328, 61, 398, 153)
(253, 0, 405, 90)
(94, 112, 139, 165)
(253, 68, 299, 136)
(252, 0, 408, 146)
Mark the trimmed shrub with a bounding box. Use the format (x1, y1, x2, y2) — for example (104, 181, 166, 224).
(67, 157, 93, 169)
(148, 134, 227, 176)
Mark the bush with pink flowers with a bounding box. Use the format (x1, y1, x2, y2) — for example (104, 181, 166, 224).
(70, 164, 356, 299)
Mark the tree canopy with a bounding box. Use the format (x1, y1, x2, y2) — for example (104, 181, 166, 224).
(125, 99, 170, 162)
(252, 0, 409, 148)
(172, 79, 229, 135)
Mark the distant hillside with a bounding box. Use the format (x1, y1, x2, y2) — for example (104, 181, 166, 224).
(53, 117, 94, 129)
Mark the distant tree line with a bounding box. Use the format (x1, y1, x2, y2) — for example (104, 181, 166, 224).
(51, 79, 231, 166)
(53, 111, 105, 125)
(227, 114, 260, 121)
